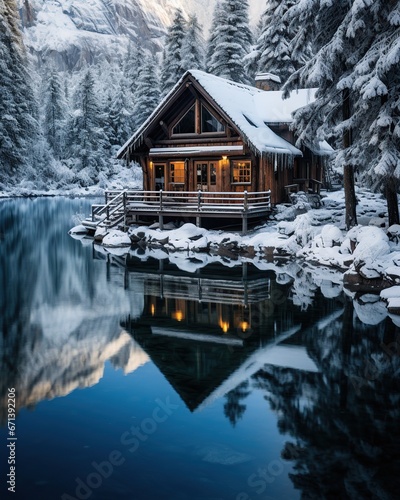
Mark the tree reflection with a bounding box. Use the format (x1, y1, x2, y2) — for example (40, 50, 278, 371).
(252, 299, 400, 499)
(223, 380, 251, 427)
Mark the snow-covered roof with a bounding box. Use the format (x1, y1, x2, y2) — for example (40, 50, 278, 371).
(118, 70, 327, 159)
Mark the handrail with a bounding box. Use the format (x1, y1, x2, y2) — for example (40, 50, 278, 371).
(92, 190, 126, 222)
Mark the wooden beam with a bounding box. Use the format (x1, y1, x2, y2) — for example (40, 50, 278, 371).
(186, 82, 199, 99)
(155, 137, 242, 145)
(144, 137, 153, 148)
(159, 120, 169, 136)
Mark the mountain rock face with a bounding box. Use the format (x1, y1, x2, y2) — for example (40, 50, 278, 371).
(17, 0, 264, 71)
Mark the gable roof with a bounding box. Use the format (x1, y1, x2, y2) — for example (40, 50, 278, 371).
(118, 70, 329, 160)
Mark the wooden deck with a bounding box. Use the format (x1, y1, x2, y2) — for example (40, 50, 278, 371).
(84, 189, 271, 234)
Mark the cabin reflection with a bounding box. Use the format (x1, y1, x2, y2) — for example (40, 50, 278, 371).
(120, 255, 343, 413)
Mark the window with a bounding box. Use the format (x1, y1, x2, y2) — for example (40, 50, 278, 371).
(231, 161, 251, 184)
(172, 102, 224, 135)
(170, 162, 185, 184)
(172, 105, 195, 134)
(201, 105, 224, 133)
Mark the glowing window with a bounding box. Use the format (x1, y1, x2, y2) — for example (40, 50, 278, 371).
(170, 162, 185, 183)
(231, 161, 251, 184)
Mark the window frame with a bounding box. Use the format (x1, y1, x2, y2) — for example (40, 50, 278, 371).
(170, 100, 225, 137)
(231, 160, 252, 185)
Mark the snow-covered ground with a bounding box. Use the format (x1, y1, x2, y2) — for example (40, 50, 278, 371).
(0, 161, 143, 199)
(70, 186, 400, 320)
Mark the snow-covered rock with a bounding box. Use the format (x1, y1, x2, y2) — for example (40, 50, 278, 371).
(102, 229, 131, 247)
(69, 224, 88, 235)
(319, 224, 343, 248)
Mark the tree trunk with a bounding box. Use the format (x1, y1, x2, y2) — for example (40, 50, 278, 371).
(342, 89, 357, 229)
(385, 177, 400, 226)
(344, 163, 358, 229)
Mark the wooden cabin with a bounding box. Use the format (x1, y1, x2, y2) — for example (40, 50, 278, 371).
(117, 70, 333, 206)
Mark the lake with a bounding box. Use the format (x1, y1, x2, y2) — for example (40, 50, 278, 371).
(1, 197, 399, 500)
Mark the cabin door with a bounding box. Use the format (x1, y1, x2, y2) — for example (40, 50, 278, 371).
(196, 161, 217, 191)
(154, 163, 165, 191)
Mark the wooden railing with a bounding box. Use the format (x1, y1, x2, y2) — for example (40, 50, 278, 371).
(86, 189, 271, 234)
(123, 189, 271, 214)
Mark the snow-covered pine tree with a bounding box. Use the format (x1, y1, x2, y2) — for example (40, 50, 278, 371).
(181, 14, 205, 71)
(206, 0, 253, 84)
(68, 69, 109, 186)
(107, 79, 132, 148)
(132, 55, 160, 131)
(205, 1, 224, 74)
(345, 1, 400, 226)
(43, 67, 67, 160)
(124, 41, 144, 96)
(161, 9, 186, 96)
(284, 1, 356, 229)
(253, 0, 298, 85)
(0, 0, 39, 185)
(285, 0, 400, 228)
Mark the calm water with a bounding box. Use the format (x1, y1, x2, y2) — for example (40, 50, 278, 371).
(1, 197, 400, 500)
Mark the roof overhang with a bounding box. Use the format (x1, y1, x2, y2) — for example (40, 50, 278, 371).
(149, 145, 244, 157)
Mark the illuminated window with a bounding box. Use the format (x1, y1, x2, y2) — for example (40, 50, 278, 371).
(231, 161, 251, 184)
(172, 105, 195, 134)
(201, 105, 224, 133)
(170, 162, 185, 183)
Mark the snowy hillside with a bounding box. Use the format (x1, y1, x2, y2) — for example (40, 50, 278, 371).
(18, 0, 264, 70)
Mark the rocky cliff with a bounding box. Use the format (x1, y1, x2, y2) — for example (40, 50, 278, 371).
(17, 0, 264, 71)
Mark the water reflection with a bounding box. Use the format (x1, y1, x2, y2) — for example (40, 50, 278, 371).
(1, 198, 400, 499)
(0, 198, 147, 425)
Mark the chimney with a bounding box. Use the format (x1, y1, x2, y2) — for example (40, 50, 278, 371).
(255, 72, 282, 91)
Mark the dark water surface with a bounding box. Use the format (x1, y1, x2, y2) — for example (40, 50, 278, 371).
(1, 197, 400, 500)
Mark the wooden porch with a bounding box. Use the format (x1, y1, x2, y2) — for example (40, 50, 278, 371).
(83, 189, 271, 235)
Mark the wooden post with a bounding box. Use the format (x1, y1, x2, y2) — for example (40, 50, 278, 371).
(242, 191, 248, 235)
(159, 190, 164, 229)
(123, 191, 127, 230)
(242, 215, 248, 235)
(196, 190, 201, 227)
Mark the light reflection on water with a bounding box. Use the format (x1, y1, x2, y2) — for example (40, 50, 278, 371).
(0, 198, 399, 500)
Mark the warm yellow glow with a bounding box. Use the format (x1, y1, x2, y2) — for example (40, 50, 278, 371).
(219, 319, 230, 333)
(151, 304, 155, 316)
(240, 321, 249, 332)
(222, 155, 228, 160)
(149, 161, 153, 168)
(172, 310, 184, 322)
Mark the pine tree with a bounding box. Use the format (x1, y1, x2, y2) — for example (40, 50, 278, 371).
(181, 14, 205, 71)
(0, 0, 39, 184)
(107, 80, 132, 147)
(205, 1, 224, 73)
(285, 0, 400, 228)
(347, 2, 400, 226)
(68, 69, 109, 185)
(132, 56, 160, 131)
(124, 41, 144, 96)
(284, 1, 356, 229)
(43, 68, 67, 160)
(206, 0, 253, 84)
(253, 0, 299, 85)
(161, 9, 186, 95)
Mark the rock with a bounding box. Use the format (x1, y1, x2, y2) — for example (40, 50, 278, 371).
(343, 270, 393, 293)
(320, 224, 343, 248)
